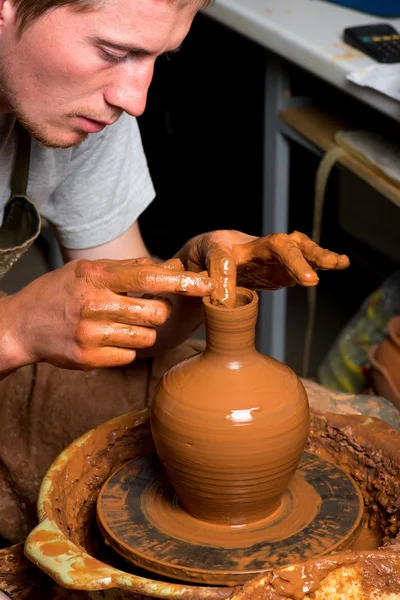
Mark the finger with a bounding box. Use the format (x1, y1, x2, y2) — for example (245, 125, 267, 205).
(162, 258, 185, 271)
(98, 323, 157, 349)
(135, 260, 184, 299)
(237, 263, 296, 290)
(80, 347, 137, 370)
(81, 263, 213, 296)
(98, 260, 160, 298)
(290, 231, 350, 270)
(76, 321, 157, 352)
(81, 295, 172, 326)
(99, 258, 185, 271)
(268, 236, 320, 286)
(207, 246, 237, 308)
(98, 257, 158, 266)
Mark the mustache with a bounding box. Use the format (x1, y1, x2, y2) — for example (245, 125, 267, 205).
(67, 109, 122, 123)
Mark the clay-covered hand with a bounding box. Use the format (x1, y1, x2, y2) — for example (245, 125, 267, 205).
(0, 257, 212, 374)
(183, 230, 349, 307)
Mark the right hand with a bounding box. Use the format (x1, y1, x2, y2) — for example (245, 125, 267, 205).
(0, 257, 212, 372)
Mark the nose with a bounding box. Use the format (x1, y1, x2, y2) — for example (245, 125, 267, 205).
(103, 60, 154, 117)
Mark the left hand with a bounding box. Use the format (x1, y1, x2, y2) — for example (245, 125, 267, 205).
(183, 230, 349, 307)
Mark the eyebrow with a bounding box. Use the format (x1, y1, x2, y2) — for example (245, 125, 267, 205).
(90, 36, 182, 56)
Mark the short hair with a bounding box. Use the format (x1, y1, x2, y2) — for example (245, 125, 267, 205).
(13, 0, 213, 35)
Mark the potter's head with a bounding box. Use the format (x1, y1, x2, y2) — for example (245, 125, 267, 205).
(0, 0, 211, 147)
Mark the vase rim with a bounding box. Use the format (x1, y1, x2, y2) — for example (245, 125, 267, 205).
(203, 287, 258, 312)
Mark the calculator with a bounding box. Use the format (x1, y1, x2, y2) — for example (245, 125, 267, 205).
(343, 23, 400, 63)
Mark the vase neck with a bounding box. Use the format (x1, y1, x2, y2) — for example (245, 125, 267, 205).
(203, 289, 258, 357)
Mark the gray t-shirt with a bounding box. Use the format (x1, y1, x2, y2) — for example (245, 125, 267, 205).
(0, 112, 155, 249)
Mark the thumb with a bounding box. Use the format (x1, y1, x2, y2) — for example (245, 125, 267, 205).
(0, 592, 15, 599)
(207, 245, 237, 308)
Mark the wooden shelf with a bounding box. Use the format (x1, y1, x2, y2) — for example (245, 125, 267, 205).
(279, 104, 400, 209)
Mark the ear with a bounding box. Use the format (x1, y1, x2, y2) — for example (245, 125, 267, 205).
(0, 0, 16, 35)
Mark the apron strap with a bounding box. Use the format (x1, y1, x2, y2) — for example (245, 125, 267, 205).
(0, 121, 41, 280)
(11, 120, 31, 197)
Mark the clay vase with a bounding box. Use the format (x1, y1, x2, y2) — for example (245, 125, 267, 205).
(368, 316, 400, 411)
(150, 287, 310, 526)
(374, 316, 400, 393)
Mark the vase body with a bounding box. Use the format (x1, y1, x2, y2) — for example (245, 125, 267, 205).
(150, 288, 310, 525)
(374, 315, 400, 393)
(369, 315, 400, 410)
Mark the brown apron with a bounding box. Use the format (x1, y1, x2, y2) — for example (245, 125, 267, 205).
(0, 121, 41, 280)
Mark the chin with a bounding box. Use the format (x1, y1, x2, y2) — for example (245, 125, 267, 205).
(19, 116, 88, 149)
(36, 129, 88, 149)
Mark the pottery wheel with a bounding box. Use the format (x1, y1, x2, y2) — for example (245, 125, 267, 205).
(97, 452, 363, 586)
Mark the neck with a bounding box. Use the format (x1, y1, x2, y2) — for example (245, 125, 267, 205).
(203, 288, 258, 357)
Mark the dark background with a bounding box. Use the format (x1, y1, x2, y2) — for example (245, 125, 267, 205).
(137, 12, 264, 258)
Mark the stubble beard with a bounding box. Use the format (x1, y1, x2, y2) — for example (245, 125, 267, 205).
(0, 64, 86, 149)
(13, 109, 85, 149)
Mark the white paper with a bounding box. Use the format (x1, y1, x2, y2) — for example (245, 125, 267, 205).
(347, 64, 400, 102)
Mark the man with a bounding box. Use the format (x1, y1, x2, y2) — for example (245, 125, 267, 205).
(0, 0, 349, 584)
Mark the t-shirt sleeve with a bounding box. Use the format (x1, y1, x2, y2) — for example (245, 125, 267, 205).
(46, 112, 155, 249)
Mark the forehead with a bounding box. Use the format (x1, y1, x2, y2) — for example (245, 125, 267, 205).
(78, 0, 199, 50)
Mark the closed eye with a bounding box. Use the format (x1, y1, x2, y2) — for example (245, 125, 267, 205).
(100, 48, 130, 64)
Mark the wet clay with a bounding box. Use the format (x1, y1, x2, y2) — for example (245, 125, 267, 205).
(307, 412, 400, 545)
(201, 230, 350, 308)
(96, 451, 363, 585)
(150, 288, 310, 525)
(232, 410, 400, 600)
(350, 518, 382, 551)
(207, 245, 237, 308)
(23, 408, 400, 599)
(142, 467, 322, 549)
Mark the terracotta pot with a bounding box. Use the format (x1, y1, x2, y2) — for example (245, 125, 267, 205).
(368, 344, 400, 411)
(374, 316, 400, 394)
(150, 288, 310, 525)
